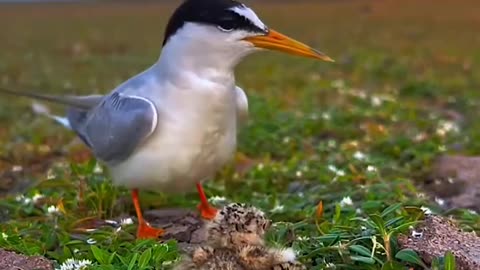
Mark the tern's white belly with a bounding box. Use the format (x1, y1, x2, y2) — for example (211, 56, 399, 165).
(110, 87, 238, 193)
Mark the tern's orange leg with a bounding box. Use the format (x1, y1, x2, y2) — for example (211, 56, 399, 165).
(131, 189, 164, 239)
(196, 182, 218, 220)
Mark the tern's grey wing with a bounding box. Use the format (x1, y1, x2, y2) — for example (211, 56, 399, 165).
(67, 92, 158, 164)
(235, 86, 248, 126)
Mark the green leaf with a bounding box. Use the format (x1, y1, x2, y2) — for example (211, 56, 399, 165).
(350, 255, 375, 264)
(91, 245, 110, 265)
(153, 244, 172, 264)
(353, 217, 377, 230)
(62, 246, 72, 259)
(369, 214, 387, 235)
(86, 158, 98, 173)
(431, 257, 441, 270)
(334, 203, 342, 223)
(128, 253, 138, 270)
(391, 221, 420, 234)
(138, 249, 152, 268)
(116, 254, 129, 266)
(385, 216, 404, 228)
(95, 265, 114, 270)
(381, 203, 402, 218)
(349, 245, 372, 257)
(65, 240, 87, 246)
(444, 251, 456, 270)
(45, 231, 58, 250)
(108, 252, 117, 264)
(361, 200, 384, 210)
(318, 234, 341, 246)
(395, 249, 428, 269)
(381, 261, 405, 270)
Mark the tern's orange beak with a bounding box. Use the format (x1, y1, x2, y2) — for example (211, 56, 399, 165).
(244, 29, 334, 62)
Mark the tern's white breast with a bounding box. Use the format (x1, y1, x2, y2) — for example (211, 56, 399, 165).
(110, 78, 238, 193)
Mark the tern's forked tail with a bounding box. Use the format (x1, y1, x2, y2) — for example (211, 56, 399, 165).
(0, 87, 103, 110)
(0, 86, 104, 129)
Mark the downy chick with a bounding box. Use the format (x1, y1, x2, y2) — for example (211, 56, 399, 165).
(175, 203, 306, 270)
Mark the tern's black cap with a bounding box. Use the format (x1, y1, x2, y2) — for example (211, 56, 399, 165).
(163, 0, 266, 45)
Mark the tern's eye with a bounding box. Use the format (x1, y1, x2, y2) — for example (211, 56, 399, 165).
(217, 19, 236, 32)
(216, 12, 240, 32)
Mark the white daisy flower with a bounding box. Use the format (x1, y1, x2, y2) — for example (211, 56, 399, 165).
(371, 96, 382, 107)
(11, 165, 23, 172)
(23, 198, 32, 205)
(339, 196, 353, 207)
(86, 238, 97, 245)
(434, 197, 445, 206)
(47, 205, 60, 215)
(120, 218, 134, 226)
(325, 262, 336, 269)
(467, 209, 478, 215)
(328, 165, 345, 176)
(46, 169, 57, 180)
(436, 120, 459, 137)
(353, 151, 366, 161)
(93, 163, 103, 174)
(16, 194, 33, 205)
(56, 258, 92, 270)
(32, 193, 44, 203)
(270, 204, 284, 213)
(420, 206, 432, 215)
(208, 196, 227, 204)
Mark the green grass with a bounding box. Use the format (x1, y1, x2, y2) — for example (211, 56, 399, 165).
(0, 1, 479, 269)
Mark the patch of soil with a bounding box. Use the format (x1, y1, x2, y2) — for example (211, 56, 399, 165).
(0, 170, 32, 197)
(398, 215, 480, 270)
(0, 249, 53, 270)
(423, 155, 480, 211)
(0, 149, 65, 197)
(144, 208, 208, 254)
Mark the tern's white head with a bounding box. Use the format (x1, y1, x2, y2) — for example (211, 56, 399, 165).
(159, 0, 333, 72)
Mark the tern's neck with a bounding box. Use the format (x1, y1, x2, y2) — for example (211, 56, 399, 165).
(154, 36, 249, 85)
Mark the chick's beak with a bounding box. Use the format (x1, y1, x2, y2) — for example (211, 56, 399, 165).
(244, 29, 334, 62)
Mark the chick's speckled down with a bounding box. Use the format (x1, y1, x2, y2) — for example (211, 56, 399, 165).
(206, 203, 271, 248)
(174, 203, 306, 270)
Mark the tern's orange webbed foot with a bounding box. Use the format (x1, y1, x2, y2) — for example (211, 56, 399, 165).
(136, 222, 165, 239)
(197, 203, 218, 220)
(131, 188, 165, 239)
(196, 182, 219, 220)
